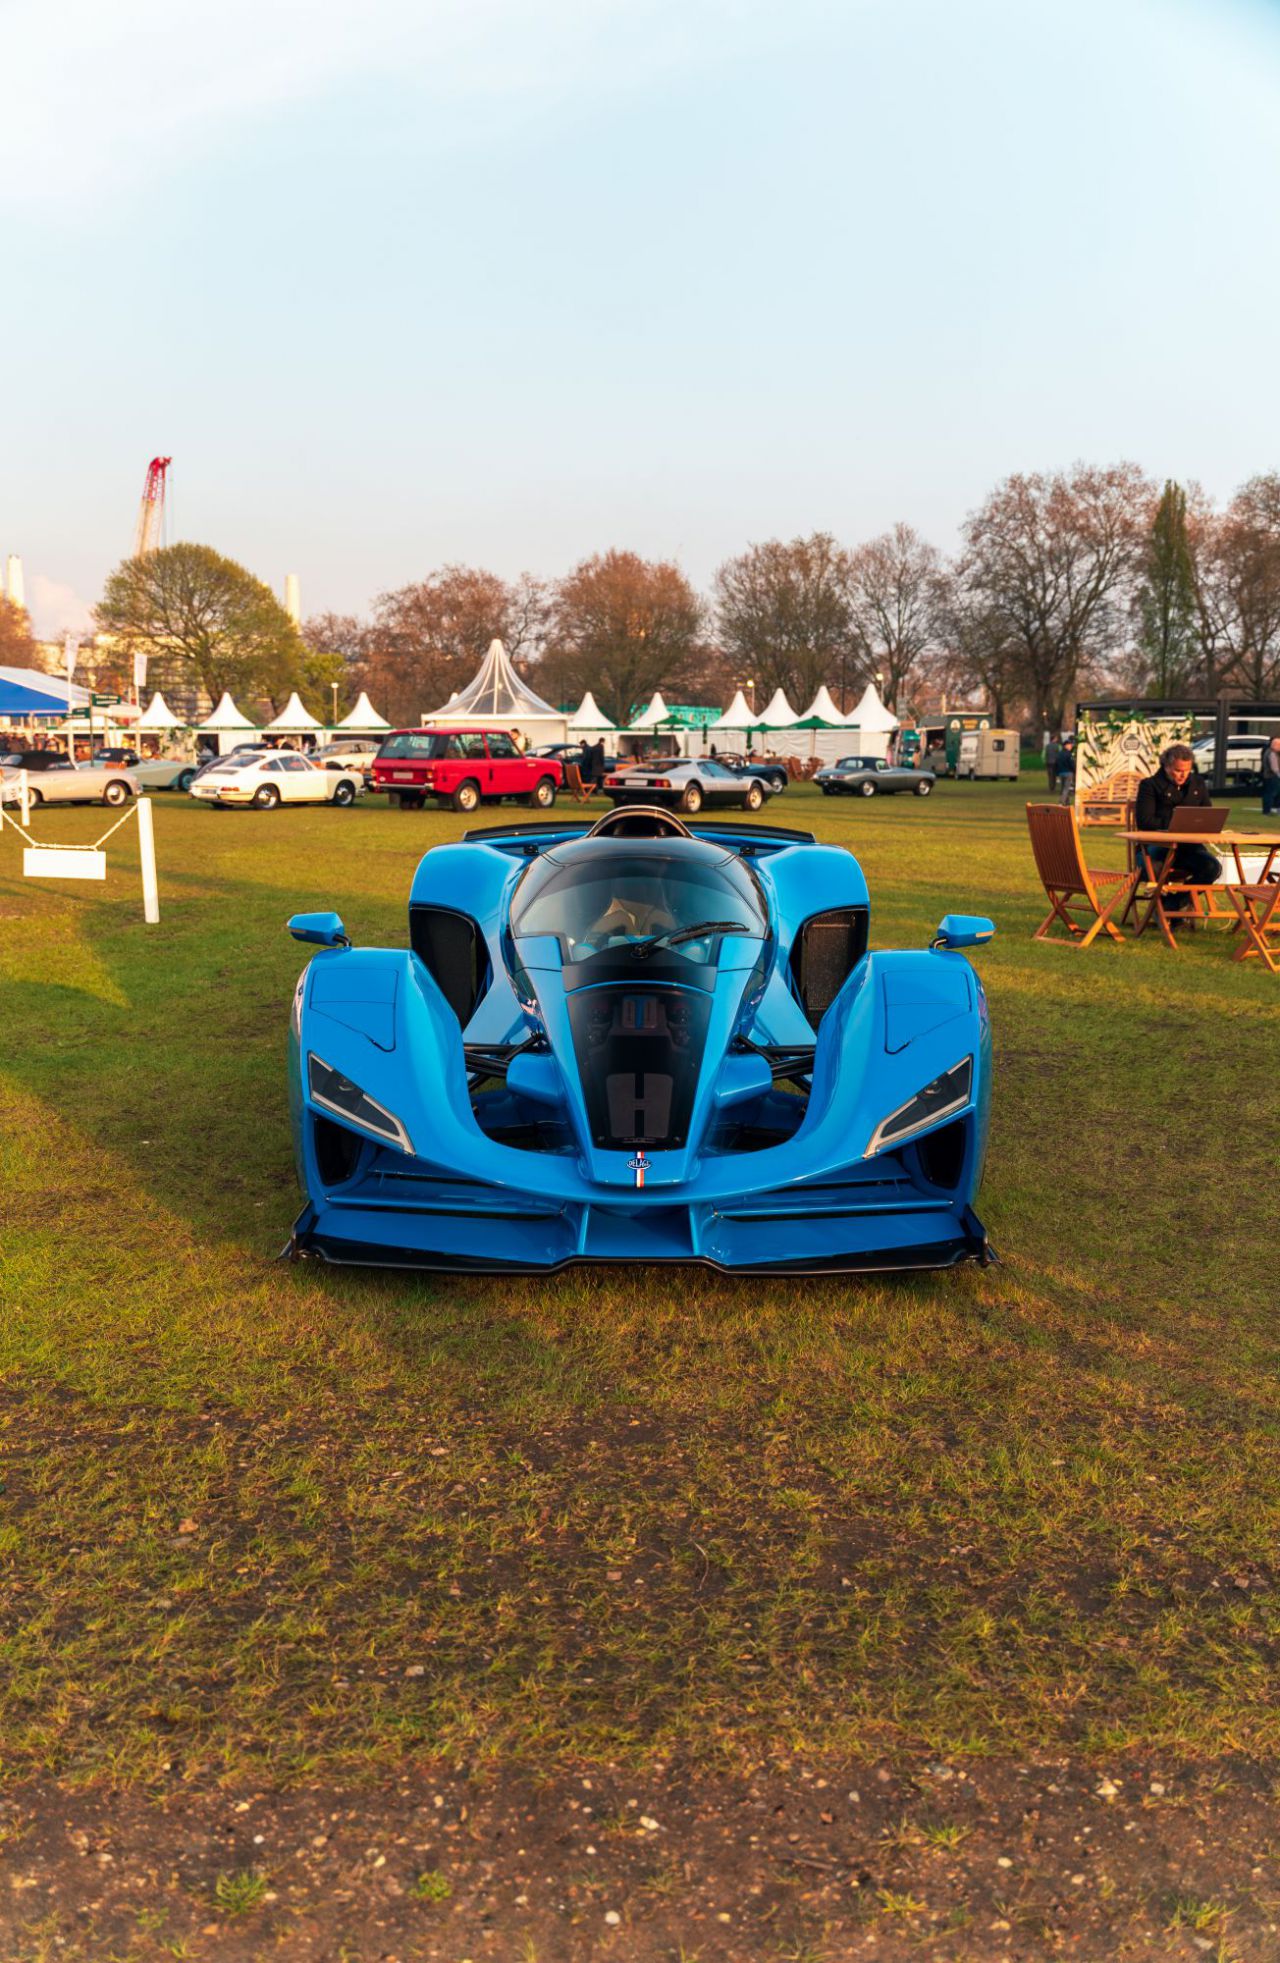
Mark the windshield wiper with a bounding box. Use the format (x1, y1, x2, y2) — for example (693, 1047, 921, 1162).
(630, 920, 754, 961)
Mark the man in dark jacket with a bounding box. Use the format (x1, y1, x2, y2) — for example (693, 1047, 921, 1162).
(1134, 742, 1221, 911)
(1262, 735, 1280, 815)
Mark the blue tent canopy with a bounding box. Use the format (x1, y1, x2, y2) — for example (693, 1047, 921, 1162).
(0, 666, 90, 719)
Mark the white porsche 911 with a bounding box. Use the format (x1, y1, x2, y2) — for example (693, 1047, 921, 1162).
(190, 750, 365, 810)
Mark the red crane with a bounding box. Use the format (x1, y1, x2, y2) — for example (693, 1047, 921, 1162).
(133, 456, 171, 557)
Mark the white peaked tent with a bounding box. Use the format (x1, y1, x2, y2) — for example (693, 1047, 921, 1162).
(197, 692, 257, 754)
(791, 684, 856, 765)
(799, 684, 847, 725)
(756, 687, 798, 728)
(627, 691, 672, 731)
(425, 639, 567, 742)
(136, 691, 185, 732)
(266, 691, 324, 737)
(336, 690, 390, 733)
(841, 681, 899, 761)
(845, 681, 899, 732)
(567, 690, 616, 733)
(708, 689, 757, 733)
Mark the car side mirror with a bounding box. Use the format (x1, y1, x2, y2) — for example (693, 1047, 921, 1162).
(288, 910, 350, 948)
(932, 913, 994, 951)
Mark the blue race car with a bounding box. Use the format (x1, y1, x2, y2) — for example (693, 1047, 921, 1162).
(285, 806, 995, 1274)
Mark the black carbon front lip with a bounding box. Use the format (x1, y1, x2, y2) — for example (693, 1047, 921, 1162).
(286, 1211, 994, 1277)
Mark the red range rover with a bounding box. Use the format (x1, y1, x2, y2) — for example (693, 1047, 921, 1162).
(371, 728, 563, 814)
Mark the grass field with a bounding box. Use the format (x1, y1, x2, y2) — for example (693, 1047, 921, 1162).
(1, 778, 1278, 1958)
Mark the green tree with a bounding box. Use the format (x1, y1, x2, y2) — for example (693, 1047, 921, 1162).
(1136, 481, 1201, 696)
(95, 543, 304, 707)
(0, 595, 37, 667)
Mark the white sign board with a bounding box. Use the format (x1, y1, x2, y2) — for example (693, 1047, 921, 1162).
(24, 846, 107, 880)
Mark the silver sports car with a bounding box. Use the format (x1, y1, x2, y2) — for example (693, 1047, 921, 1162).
(602, 757, 777, 815)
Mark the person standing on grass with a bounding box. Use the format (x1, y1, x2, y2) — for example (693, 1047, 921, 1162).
(1262, 736, 1280, 815)
(1055, 735, 1076, 806)
(1134, 741, 1221, 914)
(1045, 734, 1060, 791)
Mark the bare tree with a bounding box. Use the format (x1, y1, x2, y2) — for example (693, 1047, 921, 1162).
(956, 464, 1150, 732)
(714, 533, 859, 708)
(301, 612, 375, 666)
(847, 523, 947, 711)
(936, 583, 1029, 728)
(1196, 476, 1280, 699)
(359, 565, 548, 726)
(543, 551, 705, 724)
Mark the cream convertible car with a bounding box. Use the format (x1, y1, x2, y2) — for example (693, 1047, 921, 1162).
(190, 750, 366, 810)
(0, 755, 139, 806)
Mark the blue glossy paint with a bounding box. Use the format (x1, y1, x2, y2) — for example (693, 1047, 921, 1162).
(285, 821, 996, 1274)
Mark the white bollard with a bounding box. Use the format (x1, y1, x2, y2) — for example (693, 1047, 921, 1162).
(18, 768, 30, 829)
(136, 796, 160, 924)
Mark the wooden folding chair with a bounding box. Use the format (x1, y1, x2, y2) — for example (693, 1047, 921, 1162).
(1026, 803, 1131, 947)
(1227, 883, 1280, 972)
(564, 762, 593, 803)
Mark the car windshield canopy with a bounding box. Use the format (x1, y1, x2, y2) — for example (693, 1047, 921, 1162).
(512, 842, 766, 964)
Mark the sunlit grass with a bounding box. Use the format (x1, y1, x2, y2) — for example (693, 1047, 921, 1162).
(0, 781, 1277, 1785)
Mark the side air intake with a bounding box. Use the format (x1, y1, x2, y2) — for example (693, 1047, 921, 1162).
(790, 907, 868, 1024)
(409, 906, 488, 1026)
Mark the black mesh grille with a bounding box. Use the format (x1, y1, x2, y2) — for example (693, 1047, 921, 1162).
(790, 907, 868, 1022)
(409, 906, 487, 1026)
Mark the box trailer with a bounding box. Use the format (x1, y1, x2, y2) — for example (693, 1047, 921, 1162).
(957, 728, 1019, 779)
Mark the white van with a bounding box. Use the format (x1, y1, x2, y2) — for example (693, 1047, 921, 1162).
(957, 729, 1019, 779)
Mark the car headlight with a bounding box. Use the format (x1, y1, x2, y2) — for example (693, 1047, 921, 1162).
(864, 1056, 973, 1158)
(307, 1054, 414, 1154)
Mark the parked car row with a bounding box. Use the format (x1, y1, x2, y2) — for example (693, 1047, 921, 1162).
(3, 728, 942, 819)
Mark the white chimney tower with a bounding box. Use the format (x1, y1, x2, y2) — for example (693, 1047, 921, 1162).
(5, 555, 24, 612)
(284, 572, 300, 624)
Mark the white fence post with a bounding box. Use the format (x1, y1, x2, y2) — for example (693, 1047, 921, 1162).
(18, 768, 30, 829)
(136, 796, 160, 924)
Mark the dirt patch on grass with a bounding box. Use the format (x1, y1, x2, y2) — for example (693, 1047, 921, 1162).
(3, 1758, 1278, 1961)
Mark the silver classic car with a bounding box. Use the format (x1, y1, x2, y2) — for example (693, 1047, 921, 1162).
(813, 755, 936, 798)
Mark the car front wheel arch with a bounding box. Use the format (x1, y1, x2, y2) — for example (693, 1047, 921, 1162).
(102, 778, 133, 806)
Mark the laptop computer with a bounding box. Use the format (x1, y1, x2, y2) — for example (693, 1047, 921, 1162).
(1169, 805, 1228, 834)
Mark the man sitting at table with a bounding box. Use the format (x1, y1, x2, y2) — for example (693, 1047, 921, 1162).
(1134, 742, 1222, 912)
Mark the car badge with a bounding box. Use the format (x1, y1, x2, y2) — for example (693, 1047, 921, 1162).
(627, 1151, 651, 1189)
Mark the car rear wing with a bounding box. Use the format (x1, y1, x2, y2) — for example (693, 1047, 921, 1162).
(462, 819, 818, 850)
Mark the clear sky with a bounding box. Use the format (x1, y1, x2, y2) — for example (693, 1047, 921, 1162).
(4, 0, 1279, 636)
